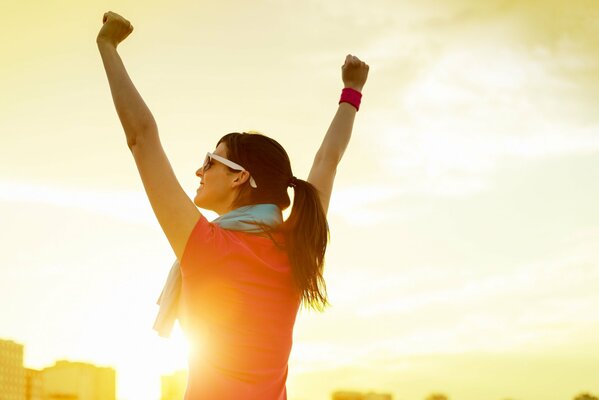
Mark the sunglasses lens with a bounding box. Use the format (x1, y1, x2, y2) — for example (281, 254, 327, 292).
(203, 155, 211, 171)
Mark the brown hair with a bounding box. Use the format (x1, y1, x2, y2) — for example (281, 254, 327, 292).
(216, 131, 330, 312)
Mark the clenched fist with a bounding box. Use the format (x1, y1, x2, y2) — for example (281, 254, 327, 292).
(96, 11, 134, 48)
(342, 54, 369, 92)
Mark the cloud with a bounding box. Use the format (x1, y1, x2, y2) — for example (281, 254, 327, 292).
(327, 184, 403, 226)
(355, 242, 599, 318)
(299, 227, 599, 357)
(0, 179, 155, 226)
(0, 178, 225, 226)
(345, 0, 599, 198)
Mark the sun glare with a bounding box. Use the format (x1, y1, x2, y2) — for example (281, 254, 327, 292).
(164, 323, 194, 370)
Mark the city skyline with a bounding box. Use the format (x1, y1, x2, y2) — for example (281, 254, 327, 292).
(0, 338, 116, 400)
(2, 0, 599, 399)
(1, 338, 399, 400)
(2, 336, 598, 399)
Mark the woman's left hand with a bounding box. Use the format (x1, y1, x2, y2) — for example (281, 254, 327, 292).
(341, 54, 369, 92)
(96, 11, 134, 48)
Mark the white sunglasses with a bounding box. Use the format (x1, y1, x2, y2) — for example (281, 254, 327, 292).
(202, 152, 258, 188)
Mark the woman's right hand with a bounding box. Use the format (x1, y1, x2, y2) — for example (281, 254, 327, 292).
(342, 54, 369, 92)
(96, 11, 134, 48)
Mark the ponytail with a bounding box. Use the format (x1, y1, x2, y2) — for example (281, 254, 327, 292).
(216, 131, 331, 312)
(281, 178, 331, 312)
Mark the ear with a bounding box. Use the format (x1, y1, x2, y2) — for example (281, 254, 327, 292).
(232, 170, 250, 187)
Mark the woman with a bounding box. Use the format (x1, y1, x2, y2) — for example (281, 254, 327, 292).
(97, 11, 369, 400)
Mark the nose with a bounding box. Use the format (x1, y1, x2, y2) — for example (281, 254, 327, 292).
(196, 167, 203, 177)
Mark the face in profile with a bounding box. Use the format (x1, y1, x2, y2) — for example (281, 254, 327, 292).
(194, 142, 250, 214)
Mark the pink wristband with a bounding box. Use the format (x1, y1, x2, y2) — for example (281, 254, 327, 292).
(339, 87, 362, 111)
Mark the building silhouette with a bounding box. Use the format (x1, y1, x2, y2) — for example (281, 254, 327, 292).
(1, 337, 117, 400)
(332, 390, 393, 400)
(0, 338, 26, 400)
(41, 360, 116, 400)
(574, 394, 599, 400)
(161, 369, 188, 400)
(425, 394, 449, 400)
(25, 368, 43, 400)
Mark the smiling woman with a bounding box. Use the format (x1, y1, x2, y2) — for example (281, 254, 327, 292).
(96, 10, 369, 400)
(192, 142, 259, 215)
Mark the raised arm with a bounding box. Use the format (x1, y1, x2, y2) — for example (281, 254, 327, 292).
(96, 11, 154, 147)
(307, 54, 369, 215)
(96, 11, 201, 261)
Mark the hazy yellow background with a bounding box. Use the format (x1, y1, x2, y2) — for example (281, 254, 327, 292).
(1, 1, 598, 399)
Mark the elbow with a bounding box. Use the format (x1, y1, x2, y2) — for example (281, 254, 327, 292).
(126, 135, 138, 149)
(314, 154, 341, 172)
(126, 122, 158, 150)
(315, 150, 342, 166)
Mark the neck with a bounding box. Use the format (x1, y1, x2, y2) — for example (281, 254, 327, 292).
(214, 194, 240, 215)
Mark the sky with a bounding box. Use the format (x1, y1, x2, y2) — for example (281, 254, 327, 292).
(1, 0, 599, 399)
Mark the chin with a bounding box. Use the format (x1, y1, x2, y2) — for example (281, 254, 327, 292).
(193, 195, 203, 208)
(194, 196, 212, 212)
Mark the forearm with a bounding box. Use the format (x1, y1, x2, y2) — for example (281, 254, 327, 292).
(97, 40, 157, 147)
(316, 102, 357, 164)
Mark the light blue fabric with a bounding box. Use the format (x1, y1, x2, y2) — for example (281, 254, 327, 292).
(153, 204, 283, 338)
